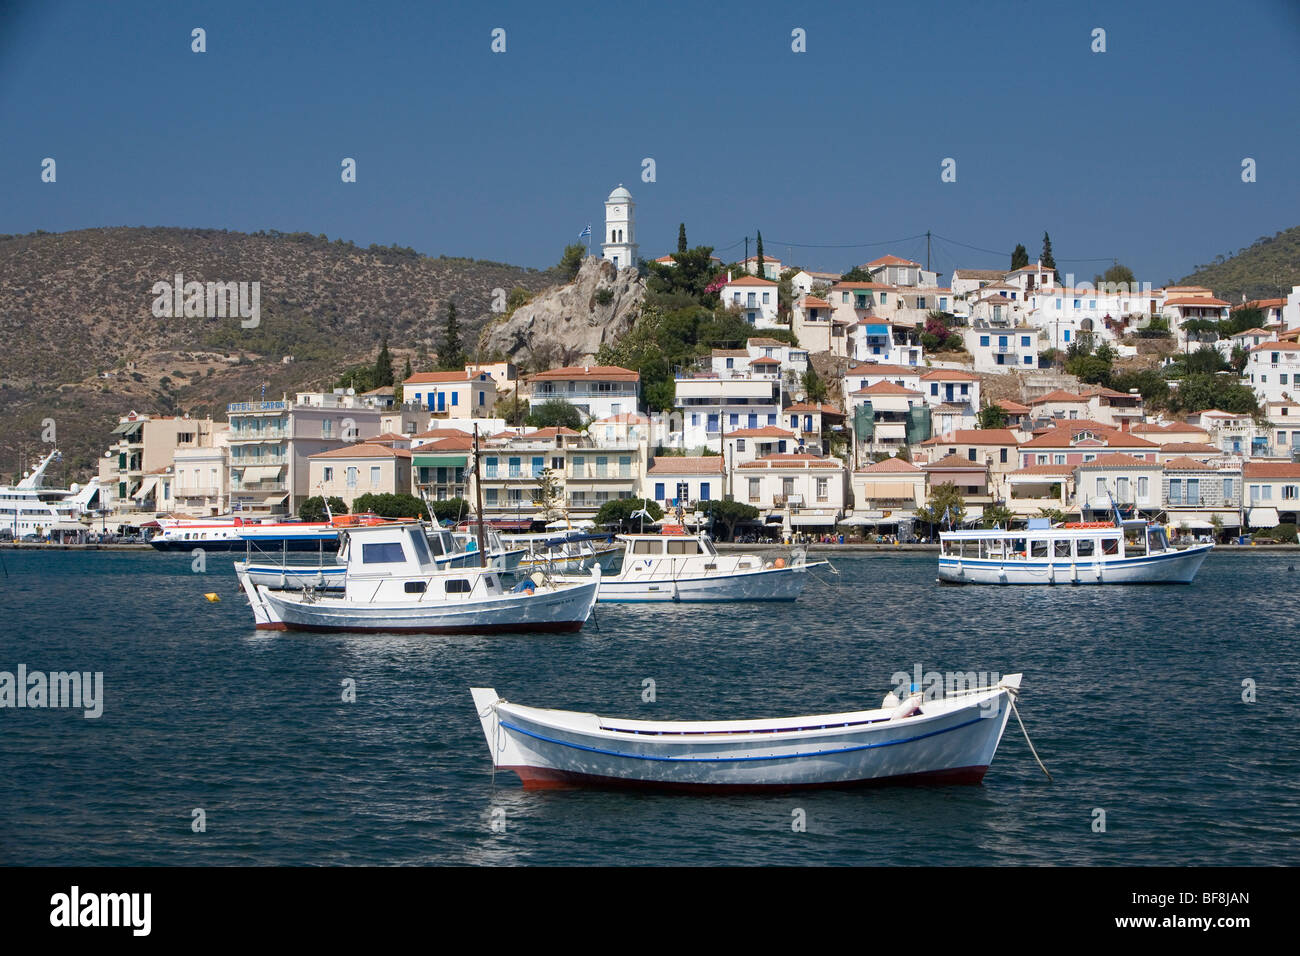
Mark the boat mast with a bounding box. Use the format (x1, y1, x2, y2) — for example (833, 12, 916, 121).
(472, 423, 487, 568)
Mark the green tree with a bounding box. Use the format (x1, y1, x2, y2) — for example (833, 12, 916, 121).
(1038, 507, 1066, 524)
(439, 300, 465, 371)
(1010, 244, 1029, 270)
(352, 492, 427, 518)
(1183, 344, 1229, 375)
(840, 265, 873, 282)
(980, 503, 1014, 529)
(1097, 263, 1137, 290)
(977, 404, 1008, 429)
(801, 366, 829, 404)
(646, 245, 720, 306)
(698, 499, 760, 541)
(1040, 232, 1056, 270)
(507, 286, 531, 312)
(755, 231, 765, 277)
(677, 223, 688, 255)
(374, 336, 394, 387)
(298, 495, 349, 521)
(532, 468, 565, 522)
(916, 482, 966, 532)
(1165, 373, 1259, 415)
(494, 392, 528, 426)
(557, 243, 586, 282)
(1229, 344, 1249, 374)
(526, 398, 584, 430)
(596, 497, 663, 531)
(427, 497, 470, 524)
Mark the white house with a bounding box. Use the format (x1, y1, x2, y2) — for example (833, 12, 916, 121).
(722, 274, 781, 328)
(1245, 341, 1300, 404)
(403, 370, 498, 418)
(674, 372, 782, 451)
(732, 454, 848, 532)
(528, 365, 641, 422)
(962, 325, 1041, 372)
(645, 456, 725, 511)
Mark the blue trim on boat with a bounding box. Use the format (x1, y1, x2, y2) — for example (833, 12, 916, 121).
(497, 713, 988, 763)
(938, 547, 1208, 571)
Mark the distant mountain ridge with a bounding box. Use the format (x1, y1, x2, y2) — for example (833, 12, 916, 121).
(0, 227, 557, 484)
(1177, 225, 1300, 303)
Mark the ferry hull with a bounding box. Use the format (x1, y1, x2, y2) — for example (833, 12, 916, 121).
(937, 544, 1211, 585)
(470, 682, 1017, 791)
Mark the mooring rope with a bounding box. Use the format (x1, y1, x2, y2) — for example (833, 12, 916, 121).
(1008, 693, 1052, 782)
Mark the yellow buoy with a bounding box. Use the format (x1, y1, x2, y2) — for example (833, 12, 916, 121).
(204, 593, 220, 602)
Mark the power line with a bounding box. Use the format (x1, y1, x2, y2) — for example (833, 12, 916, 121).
(763, 233, 928, 250)
(930, 232, 1114, 263)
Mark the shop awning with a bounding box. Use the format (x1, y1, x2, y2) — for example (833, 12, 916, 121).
(1248, 507, 1280, 528)
(240, 465, 283, 482)
(133, 475, 159, 499)
(51, 520, 87, 531)
(790, 513, 838, 526)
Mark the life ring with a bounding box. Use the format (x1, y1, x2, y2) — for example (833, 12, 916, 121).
(774, 557, 786, 569)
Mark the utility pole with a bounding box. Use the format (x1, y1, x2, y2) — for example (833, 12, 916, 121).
(926, 231, 931, 272)
(744, 236, 749, 269)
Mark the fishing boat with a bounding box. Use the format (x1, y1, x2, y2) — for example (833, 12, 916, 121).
(469, 674, 1025, 791)
(938, 518, 1212, 585)
(505, 531, 624, 574)
(236, 520, 600, 633)
(555, 531, 825, 602)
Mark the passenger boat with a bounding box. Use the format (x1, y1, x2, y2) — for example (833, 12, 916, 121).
(555, 531, 825, 602)
(938, 518, 1211, 585)
(150, 515, 339, 552)
(505, 531, 623, 574)
(0, 450, 102, 539)
(469, 674, 1024, 791)
(236, 520, 600, 633)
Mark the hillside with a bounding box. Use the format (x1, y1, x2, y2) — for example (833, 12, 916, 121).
(1177, 225, 1300, 302)
(0, 227, 558, 485)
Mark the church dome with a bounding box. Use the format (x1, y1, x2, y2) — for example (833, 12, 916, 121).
(607, 185, 633, 203)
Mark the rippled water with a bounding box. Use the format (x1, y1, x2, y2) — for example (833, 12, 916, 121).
(1, 549, 1297, 865)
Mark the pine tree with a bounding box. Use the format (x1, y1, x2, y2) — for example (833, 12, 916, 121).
(1010, 244, 1029, 270)
(1041, 232, 1056, 270)
(755, 231, 765, 277)
(677, 223, 687, 255)
(374, 336, 394, 387)
(440, 301, 464, 371)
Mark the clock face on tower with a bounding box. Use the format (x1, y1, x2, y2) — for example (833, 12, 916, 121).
(612, 207, 621, 216)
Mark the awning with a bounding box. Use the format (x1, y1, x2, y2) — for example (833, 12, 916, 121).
(1007, 473, 1068, 485)
(111, 421, 143, 437)
(1248, 507, 1280, 528)
(790, 513, 838, 526)
(861, 481, 919, 499)
(263, 494, 289, 504)
(133, 475, 159, 499)
(51, 520, 87, 531)
(412, 454, 468, 468)
(240, 465, 283, 482)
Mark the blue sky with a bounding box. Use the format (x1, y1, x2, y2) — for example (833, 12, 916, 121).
(3, 0, 1298, 286)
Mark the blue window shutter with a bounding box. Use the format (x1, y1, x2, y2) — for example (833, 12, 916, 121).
(654, 482, 664, 500)
(452, 392, 459, 405)
(700, 482, 710, 501)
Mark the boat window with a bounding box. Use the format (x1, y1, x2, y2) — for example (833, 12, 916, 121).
(1054, 540, 1071, 558)
(362, 542, 406, 564)
(1075, 538, 1095, 557)
(444, 579, 472, 594)
(632, 540, 660, 555)
(1101, 537, 1120, 555)
(404, 581, 427, 593)
(427, 533, 446, 557)
(1009, 537, 1027, 558)
(667, 539, 699, 555)
(1030, 539, 1049, 558)
(409, 531, 433, 566)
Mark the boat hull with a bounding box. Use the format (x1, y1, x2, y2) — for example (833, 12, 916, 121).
(578, 562, 814, 603)
(471, 682, 1017, 791)
(253, 578, 599, 634)
(937, 544, 1211, 585)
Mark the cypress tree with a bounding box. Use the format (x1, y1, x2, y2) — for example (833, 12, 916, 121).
(1041, 233, 1056, 270)
(440, 301, 464, 370)
(374, 336, 394, 387)
(755, 230, 765, 277)
(1010, 243, 1029, 270)
(677, 223, 687, 255)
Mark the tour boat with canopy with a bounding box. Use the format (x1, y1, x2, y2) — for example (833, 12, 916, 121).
(938, 516, 1211, 585)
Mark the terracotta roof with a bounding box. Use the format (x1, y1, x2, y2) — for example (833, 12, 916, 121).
(727, 426, 796, 439)
(995, 399, 1030, 413)
(647, 456, 725, 475)
(1249, 341, 1300, 352)
(852, 381, 924, 396)
(858, 457, 924, 474)
(529, 365, 639, 382)
(831, 281, 894, 292)
(368, 432, 412, 443)
(1162, 456, 1218, 471)
(866, 255, 922, 267)
(750, 356, 782, 365)
(726, 275, 777, 287)
(418, 436, 474, 452)
(1081, 386, 1132, 399)
(1030, 390, 1089, 404)
(1160, 442, 1219, 454)
(309, 443, 411, 459)
(952, 269, 1004, 280)
(1076, 453, 1159, 468)
(522, 427, 582, 439)
(711, 348, 750, 358)
(1010, 463, 1073, 476)
(413, 427, 471, 439)
(1231, 327, 1273, 337)
(921, 429, 1018, 446)
(845, 363, 920, 377)
(737, 454, 842, 469)
(1243, 461, 1300, 479)
(920, 368, 980, 381)
(1162, 421, 1209, 433)
(923, 453, 988, 471)
(1019, 426, 1157, 449)
(800, 296, 832, 308)
(593, 413, 653, 424)
(783, 403, 841, 414)
(747, 337, 790, 347)
(1164, 297, 1229, 307)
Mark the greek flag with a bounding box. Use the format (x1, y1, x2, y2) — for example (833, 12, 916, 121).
(942, 505, 951, 528)
(578, 224, 591, 239)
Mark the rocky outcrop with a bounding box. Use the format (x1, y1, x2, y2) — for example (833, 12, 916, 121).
(478, 256, 645, 367)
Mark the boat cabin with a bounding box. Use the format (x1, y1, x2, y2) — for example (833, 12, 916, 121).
(618, 533, 719, 558)
(939, 521, 1171, 562)
(337, 522, 503, 600)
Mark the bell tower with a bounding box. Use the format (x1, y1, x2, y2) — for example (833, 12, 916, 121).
(601, 184, 638, 271)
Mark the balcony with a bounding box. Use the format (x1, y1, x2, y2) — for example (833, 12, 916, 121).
(228, 401, 288, 413)
(174, 486, 222, 498)
(233, 481, 287, 493)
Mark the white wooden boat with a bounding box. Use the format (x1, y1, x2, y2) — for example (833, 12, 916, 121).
(506, 532, 623, 574)
(470, 675, 1024, 791)
(939, 520, 1211, 585)
(236, 521, 600, 633)
(555, 532, 824, 602)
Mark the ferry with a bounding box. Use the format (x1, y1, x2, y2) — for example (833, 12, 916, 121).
(0, 450, 102, 539)
(938, 518, 1212, 585)
(149, 515, 338, 552)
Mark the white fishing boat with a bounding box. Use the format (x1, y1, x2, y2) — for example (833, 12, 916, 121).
(236, 520, 600, 633)
(555, 531, 825, 602)
(938, 518, 1211, 585)
(470, 675, 1025, 791)
(506, 531, 623, 574)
